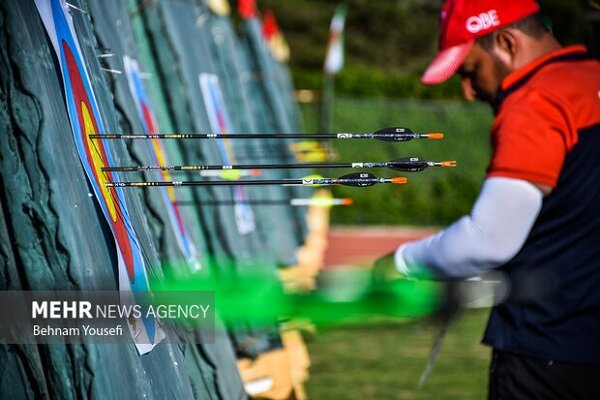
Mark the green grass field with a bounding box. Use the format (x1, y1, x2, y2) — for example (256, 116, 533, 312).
(300, 97, 494, 226)
(305, 309, 491, 399)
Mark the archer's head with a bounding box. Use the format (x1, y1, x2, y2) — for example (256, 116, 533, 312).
(422, 0, 560, 105)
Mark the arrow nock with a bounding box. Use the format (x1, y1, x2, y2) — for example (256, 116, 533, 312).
(391, 177, 408, 184)
(440, 160, 457, 167)
(425, 133, 444, 140)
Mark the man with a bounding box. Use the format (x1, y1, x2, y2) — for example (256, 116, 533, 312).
(375, 0, 600, 398)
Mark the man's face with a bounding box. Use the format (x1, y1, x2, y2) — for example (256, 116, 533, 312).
(457, 42, 510, 105)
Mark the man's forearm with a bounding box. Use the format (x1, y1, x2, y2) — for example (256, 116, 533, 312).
(395, 177, 543, 279)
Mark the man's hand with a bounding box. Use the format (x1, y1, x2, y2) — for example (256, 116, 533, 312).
(372, 252, 406, 285)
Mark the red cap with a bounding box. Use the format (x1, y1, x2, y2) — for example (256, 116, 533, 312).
(421, 0, 540, 85)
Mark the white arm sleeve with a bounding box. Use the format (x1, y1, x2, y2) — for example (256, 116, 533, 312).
(395, 177, 543, 279)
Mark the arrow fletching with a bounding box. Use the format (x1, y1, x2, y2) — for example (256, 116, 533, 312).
(372, 127, 444, 142)
(337, 173, 407, 187)
(388, 157, 457, 172)
(388, 157, 430, 172)
(338, 172, 379, 187)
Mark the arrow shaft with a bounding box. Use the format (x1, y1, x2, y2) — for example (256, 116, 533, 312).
(105, 174, 406, 188)
(107, 179, 305, 187)
(101, 159, 456, 173)
(91, 133, 415, 140)
(89, 132, 439, 142)
(103, 161, 359, 172)
(92, 133, 338, 140)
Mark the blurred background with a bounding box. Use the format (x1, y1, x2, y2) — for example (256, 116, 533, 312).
(262, 0, 598, 226)
(257, 1, 599, 398)
(2, 1, 598, 399)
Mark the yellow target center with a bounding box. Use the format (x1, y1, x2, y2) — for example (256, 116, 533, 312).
(82, 102, 118, 222)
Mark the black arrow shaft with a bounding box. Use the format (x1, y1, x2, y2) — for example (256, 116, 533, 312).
(102, 161, 367, 172)
(89, 131, 441, 142)
(90, 133, 413, 140)
(101, 158, 457, 173)
(104, 174, 406, 188)
(107, 179, 305, 187)
(92, 133, 339, 140)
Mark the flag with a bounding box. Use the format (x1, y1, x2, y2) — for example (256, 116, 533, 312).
(238, 0, 256, 20)
(323, 4, 347, 75)
(262, 10, 290, 63)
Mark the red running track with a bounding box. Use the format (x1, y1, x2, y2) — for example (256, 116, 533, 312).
(323, 226, 438, 268)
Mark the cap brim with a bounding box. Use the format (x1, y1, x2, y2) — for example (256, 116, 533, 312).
(421, 41, 474, 85)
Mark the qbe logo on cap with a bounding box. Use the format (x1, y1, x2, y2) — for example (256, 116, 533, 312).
(466, 10, 500, 33)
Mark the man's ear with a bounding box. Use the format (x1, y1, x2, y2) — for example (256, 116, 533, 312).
(491, 29, 518, 66)
(495, 29, 518, 57)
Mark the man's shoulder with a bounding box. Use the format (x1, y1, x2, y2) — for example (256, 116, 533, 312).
(499, 46, 600, 110)
(499, 57, 600, 131)
(527, 56, 600, 95)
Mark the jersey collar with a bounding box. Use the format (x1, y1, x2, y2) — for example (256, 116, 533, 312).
(494, 45, 591, 110)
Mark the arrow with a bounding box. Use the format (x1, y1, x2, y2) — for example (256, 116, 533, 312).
(102, 157, 456, 173)
(89, 127, 444, 142)
(175, 197, 354, 207)
(104, 172, 408, 188)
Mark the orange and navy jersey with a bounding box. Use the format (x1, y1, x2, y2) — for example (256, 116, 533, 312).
(487, 45, 600, 187)
(483, 46, 600, 363)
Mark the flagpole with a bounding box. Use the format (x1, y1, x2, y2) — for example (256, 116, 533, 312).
(320, 4, 347, 133)
(320, 72, 335, 134)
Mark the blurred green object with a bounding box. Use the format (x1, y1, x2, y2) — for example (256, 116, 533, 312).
(151, 265, 442, 329)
